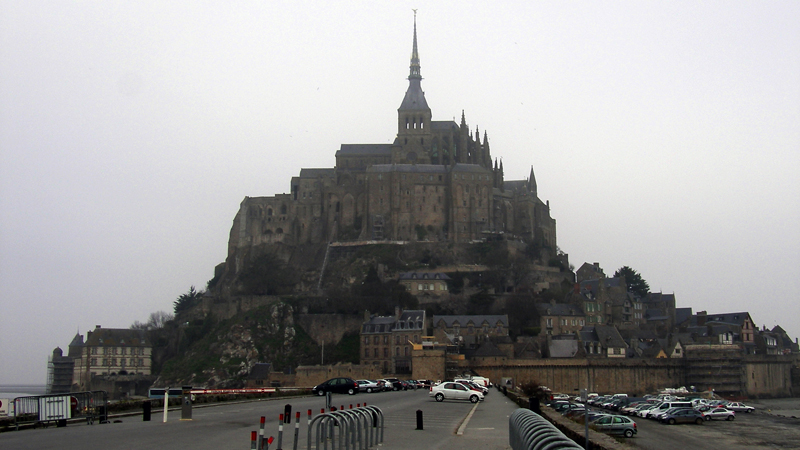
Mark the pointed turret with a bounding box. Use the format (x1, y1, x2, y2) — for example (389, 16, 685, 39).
(499, 159, 505, 192)
(529, 165, 537, 194)
(483, 130, 491, 168)
(397, 11, 432, 146)
(398, 12, 429, 114)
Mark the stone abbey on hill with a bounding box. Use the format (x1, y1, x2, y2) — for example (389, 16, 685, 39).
(228, 17, 556, 255)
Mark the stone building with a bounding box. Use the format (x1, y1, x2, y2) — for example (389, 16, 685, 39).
(397, 272, 451, 297)
(535, 302, 586, 336)
(225, 16, 557, 269)
(71, 326, 152, 391)
(431, 314, 510, 349)
(360, 308, 426, 375)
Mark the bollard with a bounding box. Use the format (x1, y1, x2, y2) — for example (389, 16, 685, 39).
(265, 436, 274, 450)
(258, 416, 265, 450)
(163, 388, 169, 423)
(292, 411, 300, 450)
(349, 404, 353, 409)
(284, 404, 292, 424)
(416, 409, 423, 430)
(503, 386, 507, 396)
(181, 386, 192, 421)
(277, 414, 284, 450)
(250, 431, 257, 450)
(529, 397, 540, 414)
(142, 400, 151, 422)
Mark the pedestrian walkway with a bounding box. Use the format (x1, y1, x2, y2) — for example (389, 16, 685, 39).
(442, 391, 519, 450)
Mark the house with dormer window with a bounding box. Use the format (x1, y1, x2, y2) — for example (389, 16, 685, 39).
(398, 272, 451, 297)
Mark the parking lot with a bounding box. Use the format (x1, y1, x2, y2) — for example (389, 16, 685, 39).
(549, 395, 800, 450)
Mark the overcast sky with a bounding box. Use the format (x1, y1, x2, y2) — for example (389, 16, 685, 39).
(1, 1, 798, 385)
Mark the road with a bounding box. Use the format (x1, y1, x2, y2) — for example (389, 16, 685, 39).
(0, 388, 519, 450)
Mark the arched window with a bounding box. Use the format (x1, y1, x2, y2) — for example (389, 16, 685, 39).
(275, 228, 283, 234)
(267, 208, 273, 216)
(280, 204, 287, 214)
(395, 347, 400, 356)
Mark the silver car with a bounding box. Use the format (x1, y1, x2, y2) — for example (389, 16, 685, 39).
(590, 415, 637, 438)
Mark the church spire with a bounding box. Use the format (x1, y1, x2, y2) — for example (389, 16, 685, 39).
(409, 10, 421, 80)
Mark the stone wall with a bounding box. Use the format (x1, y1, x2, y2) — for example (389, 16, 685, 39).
(294, 363, 381, 387)
(296, 314, 363, 347)
(743, 356, 795, 398)
(411, 349, 446, 381)
(464, 358, 686, 396)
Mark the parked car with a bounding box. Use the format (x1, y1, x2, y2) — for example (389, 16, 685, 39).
(312, 377, 359, 396)
(456, 379, 489, 395)
(356, 380, 381, 393)
(417, 379, 433, 388)
(726, 402, 755, 413)
(660, 409, 705, 425)
(383, 378, 407, 391)
(430, 382, 484, 403)
(590, 415, 637, 438)
(702, 407, 735, 421)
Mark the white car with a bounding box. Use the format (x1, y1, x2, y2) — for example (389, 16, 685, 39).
(430, 382, 484, 403)
(702, 407, 735, 421)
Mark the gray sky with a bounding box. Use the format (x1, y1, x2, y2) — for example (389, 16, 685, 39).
(1, 1, 798, 385)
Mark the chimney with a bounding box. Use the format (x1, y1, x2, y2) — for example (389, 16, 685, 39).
(697, 311, 707, 326)
(95, 325, 102, 329)
(364, 310, 371, 322)
(395, 306, 401, 320)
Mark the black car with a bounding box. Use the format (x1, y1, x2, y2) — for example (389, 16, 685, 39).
(312, 377, 359, 396)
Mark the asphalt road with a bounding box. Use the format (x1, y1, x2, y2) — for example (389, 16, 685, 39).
(0, 388, 520, 450)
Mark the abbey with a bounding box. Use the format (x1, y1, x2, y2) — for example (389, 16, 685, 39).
(229, 18, 556, 252)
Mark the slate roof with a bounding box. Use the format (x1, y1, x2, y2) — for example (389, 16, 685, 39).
(84, 327, 149, 347)
(646, 309, 669, 321)
(69, 332, 84, 347)
(580, 277, 624, 294)
(396, 310, 425, 330)
(362, 316, 397, 333)
(503, 180, 529, 192)
(535, 303, 584, 316)
(549, 339, 579, 358)
(675, 307, 693, 326)
(696, 312, 752, 327)
(431, 120, 458, 130)
(399, 80, 429, 111)
(336, 144, 393, 156)
(432, 315, 509, 328)
(369, 164, 449, 174)
(473, 340, 506, 357)
(298, 168, 336, 178)
(581, 326, 628, 349)
(399, 272, 451, 281)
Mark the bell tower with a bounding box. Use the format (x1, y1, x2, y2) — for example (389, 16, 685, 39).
(397, 11, 432, 162)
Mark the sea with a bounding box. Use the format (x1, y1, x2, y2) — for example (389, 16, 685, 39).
(0, 384, 48, 398)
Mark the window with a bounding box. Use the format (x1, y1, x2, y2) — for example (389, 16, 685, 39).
(373, 336, 379, 344)
(384, 348, 388, 357)
(364, 337, 369, 344)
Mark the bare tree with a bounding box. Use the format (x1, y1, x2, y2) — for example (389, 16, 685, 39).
(131, 310, 174, 330)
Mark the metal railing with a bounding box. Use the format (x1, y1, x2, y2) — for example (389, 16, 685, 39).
(509, 408, 583, 450)
(13, 391, 109, 430)
(307, 405, 383, 450)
